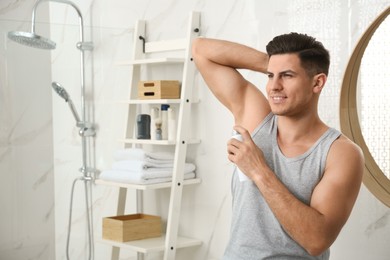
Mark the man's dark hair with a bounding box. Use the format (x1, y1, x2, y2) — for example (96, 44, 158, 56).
(266, 32, 330, 77)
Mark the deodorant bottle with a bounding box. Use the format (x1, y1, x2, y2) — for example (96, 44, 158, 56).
(231, 130, 250, 182)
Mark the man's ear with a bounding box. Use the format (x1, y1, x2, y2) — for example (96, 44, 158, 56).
(313, 73, 327, 93)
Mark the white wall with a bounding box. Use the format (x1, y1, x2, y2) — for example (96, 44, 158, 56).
(1, 0, 390, 259)
(0, 1, 55, 259)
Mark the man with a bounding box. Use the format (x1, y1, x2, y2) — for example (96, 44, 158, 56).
(192, 33, 364, 259)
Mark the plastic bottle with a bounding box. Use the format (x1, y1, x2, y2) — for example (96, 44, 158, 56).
(161, 104, 170, 140)
(150, 107, 159, 140)
(168, 107, 176, 142)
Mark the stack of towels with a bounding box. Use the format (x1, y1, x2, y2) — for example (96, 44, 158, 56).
(99, 148, 196, 185)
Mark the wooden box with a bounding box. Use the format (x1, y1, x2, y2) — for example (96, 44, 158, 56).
(138, 80, 180, 99)
(102, 214, 162, 242)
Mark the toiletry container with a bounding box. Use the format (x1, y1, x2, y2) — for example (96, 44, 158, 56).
(161, 104, 170, 140)
(150, 107, 159, 140)
(137, 114, 151, 139)
(168, 107, 176, 142)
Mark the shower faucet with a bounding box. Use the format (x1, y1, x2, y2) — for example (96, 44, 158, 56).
(51, 82, 95, 137)
(52, 81, 81, 123)
(7, 1, 96, 260)
(7, 0, 96, 139)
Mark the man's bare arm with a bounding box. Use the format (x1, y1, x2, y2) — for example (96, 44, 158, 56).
(192, 38, 271, 132)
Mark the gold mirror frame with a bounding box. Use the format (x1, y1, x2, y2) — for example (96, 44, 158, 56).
(340, 6, 390, 207)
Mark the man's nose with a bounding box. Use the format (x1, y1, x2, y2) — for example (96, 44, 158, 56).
(269, 78, 283, 91)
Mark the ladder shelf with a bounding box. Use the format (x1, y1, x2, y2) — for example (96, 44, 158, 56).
(98, 11, 202, 260)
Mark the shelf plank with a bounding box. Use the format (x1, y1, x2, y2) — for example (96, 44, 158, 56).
(118, 139, 175, 145)
(95, 178, 201, 190)
(116, 99, 181, 104)
(116, 57, 185, 66)
(99, 235, 202, 254)
(114, 99, 200, 105)
(118, 139, 201, 145)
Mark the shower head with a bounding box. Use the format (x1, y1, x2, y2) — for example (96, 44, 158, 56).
(52, 81, 81, 123)
(8, 31, 56, 50)
(52, 81, 70, 101)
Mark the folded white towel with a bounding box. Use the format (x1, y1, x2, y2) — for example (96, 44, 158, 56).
(112, 160, 196, 175)
(99, 170, 195, 185)
(146, 157, 174, 164)
(112, 160, 173, 170)
(107, 148, 196, 185)
(114, 148, 174, 161)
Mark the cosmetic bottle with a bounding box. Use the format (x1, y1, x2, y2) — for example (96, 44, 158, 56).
(150, 107, 159, 140)
(168, 107, 176, 141)
(161, 104, 170, 140)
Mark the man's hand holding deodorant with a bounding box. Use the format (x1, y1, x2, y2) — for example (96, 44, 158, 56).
(231, 130, 250, 182)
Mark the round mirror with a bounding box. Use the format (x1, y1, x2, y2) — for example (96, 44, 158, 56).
(340, 7, 390, 207)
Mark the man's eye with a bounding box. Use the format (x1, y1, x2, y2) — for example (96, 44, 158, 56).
(282, 74, 293, 78)
(267, 74, 273, 79)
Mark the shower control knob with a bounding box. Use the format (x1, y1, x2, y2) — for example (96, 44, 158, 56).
(79, 124, 95, 137)
(76, 41, 94, 51)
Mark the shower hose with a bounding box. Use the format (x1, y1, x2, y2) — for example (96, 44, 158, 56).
(66, 176, 94, 260)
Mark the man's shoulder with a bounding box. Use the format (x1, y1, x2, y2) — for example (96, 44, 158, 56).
(329, 133, 364, 164)
(333, 134, 362, 152)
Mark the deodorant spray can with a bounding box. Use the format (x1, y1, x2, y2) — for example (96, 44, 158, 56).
(231, 130, 250, 182)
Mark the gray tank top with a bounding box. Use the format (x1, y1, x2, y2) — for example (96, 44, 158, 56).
(223, 113, 340, 260)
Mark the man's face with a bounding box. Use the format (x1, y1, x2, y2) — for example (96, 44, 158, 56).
(266, 53, 316, 117)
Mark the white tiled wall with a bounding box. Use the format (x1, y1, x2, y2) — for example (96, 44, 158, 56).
(0, 1, 55, 259)
(1, 0, 390, 259)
